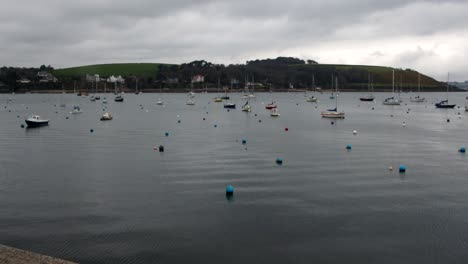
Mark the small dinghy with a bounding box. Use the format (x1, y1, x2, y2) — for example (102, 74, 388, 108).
(242, 101, 251, 112)
(70, 106, 82, 114)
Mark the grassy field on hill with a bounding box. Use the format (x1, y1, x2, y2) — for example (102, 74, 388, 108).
(54, 63, 174, 78)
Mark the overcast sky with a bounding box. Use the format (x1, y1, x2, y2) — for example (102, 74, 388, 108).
(1, 0, 467, 81)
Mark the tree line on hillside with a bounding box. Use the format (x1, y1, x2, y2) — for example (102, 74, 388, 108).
(0, 57, 449, 93)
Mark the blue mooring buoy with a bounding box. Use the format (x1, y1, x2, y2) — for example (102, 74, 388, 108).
(459, 147, 466, 153)
(276, 157, 283, 165)
(399, 165, 406, 173)
(226, 185, 234, 195)
(242, 138, 247, 145)
(346, 144, 352, 150)
(90, 129, 94, 133)
(214, 124, 218, 128)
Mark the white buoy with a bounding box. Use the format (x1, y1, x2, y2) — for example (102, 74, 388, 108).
(388, 166, 393, 171)
(402, 122, 406, 127)
(353, 130, 357, 135)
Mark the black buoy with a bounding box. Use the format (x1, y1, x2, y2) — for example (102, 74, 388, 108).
(20, 124, 25, 128)
(159, 145, 164, 152)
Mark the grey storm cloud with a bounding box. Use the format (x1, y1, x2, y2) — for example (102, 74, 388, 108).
(1, 0, 468, 80)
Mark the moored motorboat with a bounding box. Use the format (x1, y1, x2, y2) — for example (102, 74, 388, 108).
(224, 103, 236, 109)
(265, 102, 277, 109)
(241, 94, 250, 99)
(100, 112, 113, 121)
(186, 99, 195, 105)
(360, 95, 375, 102)
(25, 115, 49, 127)
(156, 98, 164, 105)
(114, 95, 124, 102)
(383, 97, 401, 105)
(435, 100, 456, 109)
(410, 96, 426, 102)
(213, 97, 223, 102)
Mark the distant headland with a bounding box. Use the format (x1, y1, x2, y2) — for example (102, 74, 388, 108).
(0, 57, 460, 93)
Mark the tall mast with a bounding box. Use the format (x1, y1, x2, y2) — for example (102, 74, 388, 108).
(392, 69, 395, 96)
(447, 72, 450, 100)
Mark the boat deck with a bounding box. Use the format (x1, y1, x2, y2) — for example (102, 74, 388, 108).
(0, 245, 77, 264)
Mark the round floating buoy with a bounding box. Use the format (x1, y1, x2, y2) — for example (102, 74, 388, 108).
(177, 115, 180, 118)
(203, 118, 206, 121)
(346, 144, 352, 150)
(331, 121, 334, 125)
(214, 124, 218, 128)
(159, 145, 164, 152)
(206, 112, 209, 114)
(372, 107, 375, 110)
(254, 114, 257, 117)
(66, 117, 69, 119)
(227, 110, 230, 112)
(20, 124, 24, 128)
(447, 119, 450, 123)
(402, 122, 406, 127)
(178, 120, 181, 123)
(90, 129, 94, 133)
(226, 185, 234, 195)
(353, 130, 357, 135)
(242, 138, 247, 145)
(459, 147, 466, 153)
(165, 131, 170, 137)
(285, 128, 289, 132)
(16, 115, 19, 118)
(390, 115, 394, 117)
(276, 157, 283, 165)
(388, 166, 393, 171)
(258, 120, 262, 123)
(399, 165, 406, 173)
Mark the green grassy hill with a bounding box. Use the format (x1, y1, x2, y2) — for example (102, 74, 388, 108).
(54, 63, 174, 78)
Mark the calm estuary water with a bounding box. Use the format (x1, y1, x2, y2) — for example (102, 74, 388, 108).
(1, 92, 468, 263)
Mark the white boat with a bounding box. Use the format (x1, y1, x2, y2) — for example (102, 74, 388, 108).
(321, 75, 345, 118)
(248, 93, 256, 98)
(70, 106, 82, 114)
(242, 101, 251, 112)
(156, 98, 164, 105)
(90, 96, 96, 102)
(383, 70, 401, 105)
(270, 108, 280, 117)
(100, 112, 113, 121)
(306, 96, 317, 102)
(25, 115, 49, 127)
(186, 99, 195, 105)
(188, 91, 196, 98)
(241, 94, 250, 99)
(410, 74, 426, 102)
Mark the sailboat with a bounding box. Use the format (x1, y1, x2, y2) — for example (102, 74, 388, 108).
(329, 75, 336, 99)
(156, 86, 164, 105)
(306, 74, 318, 102)
(321, 76, 345, 118)
(270, 108, 280, 117)
(360, 73, 375, 101)
(410, 73, 426, 102)
(114, 82, 124, 102)
(242, 101, 251, 112)
(383, 70, 401, 105)
(435, 73, 456, 108)
(186, 94, 195, 105)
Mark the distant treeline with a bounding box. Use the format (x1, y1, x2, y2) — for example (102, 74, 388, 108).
(0, 57, 455, 93)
